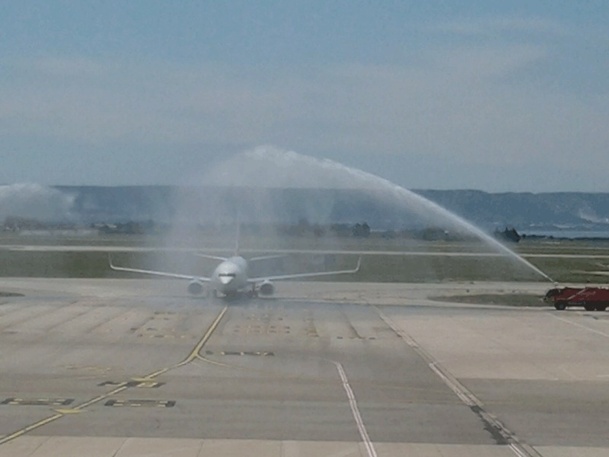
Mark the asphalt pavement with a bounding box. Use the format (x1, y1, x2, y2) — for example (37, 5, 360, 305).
(0, 278, 607, 456)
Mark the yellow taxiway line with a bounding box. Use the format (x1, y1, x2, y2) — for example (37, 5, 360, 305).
(0, 305, 229, 446)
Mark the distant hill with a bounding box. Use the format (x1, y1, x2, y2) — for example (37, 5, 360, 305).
(415, 190, 609, 233)
(51, 186, 609, 236)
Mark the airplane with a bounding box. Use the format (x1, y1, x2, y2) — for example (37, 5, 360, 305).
(109, 251, 361, 298)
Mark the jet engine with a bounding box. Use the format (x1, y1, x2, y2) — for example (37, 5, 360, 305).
(258, 280, 275, 296)
(187, 280, 205, 295)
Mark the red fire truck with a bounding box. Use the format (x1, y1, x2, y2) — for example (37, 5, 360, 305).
(544, 287, 609, 311)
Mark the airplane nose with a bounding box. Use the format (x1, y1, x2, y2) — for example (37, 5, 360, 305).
(219, 276, 233, 285)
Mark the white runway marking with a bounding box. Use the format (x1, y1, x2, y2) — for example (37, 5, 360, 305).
(333, 361, 377, 457)
(374, 307, 542, 457)
(552, 314, 609, 339)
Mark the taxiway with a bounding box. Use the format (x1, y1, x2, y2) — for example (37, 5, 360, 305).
(0, 278, 608, 456)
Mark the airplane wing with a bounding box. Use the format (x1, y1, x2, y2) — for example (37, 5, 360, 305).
(249, 257, 361, 282)
(248, 254, 288, 262)
(109, 256, 211, 282)
(194, 253, 229, 262)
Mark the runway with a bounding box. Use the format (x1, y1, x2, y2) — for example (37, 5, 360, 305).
(6, 243, 609, 259)
(0, 278, 608, 456)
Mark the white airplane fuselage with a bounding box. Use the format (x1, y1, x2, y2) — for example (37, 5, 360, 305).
(210, 256, 250, 296)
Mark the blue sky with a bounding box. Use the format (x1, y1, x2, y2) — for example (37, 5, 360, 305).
(1, 1, 608, 191)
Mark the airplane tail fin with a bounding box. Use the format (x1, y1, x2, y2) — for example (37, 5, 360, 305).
(234, 223, 240, 256)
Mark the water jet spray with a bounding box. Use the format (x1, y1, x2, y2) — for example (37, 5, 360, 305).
(179, 145, 556, 284)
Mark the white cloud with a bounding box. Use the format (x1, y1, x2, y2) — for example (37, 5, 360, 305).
(1, 28, 608, 191)
(428, 16, 569, 38)
(0, 183, 75, 221)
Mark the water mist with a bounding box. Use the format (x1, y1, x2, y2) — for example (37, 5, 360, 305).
(172, 145, 554, 283)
